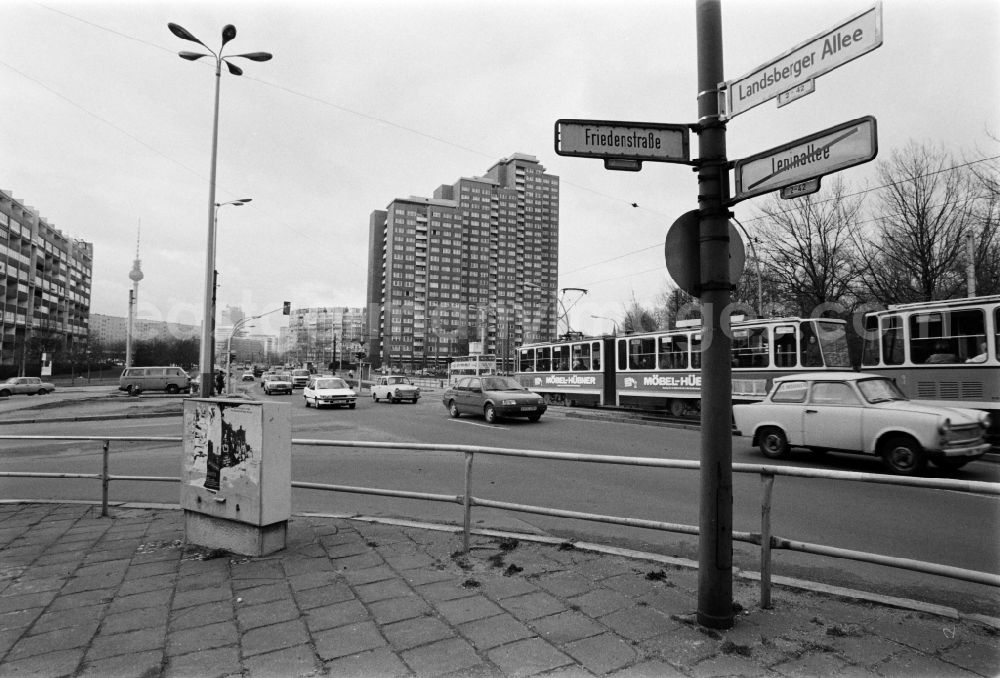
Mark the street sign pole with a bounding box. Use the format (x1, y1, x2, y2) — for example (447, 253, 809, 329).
(695, 0, 734, 629)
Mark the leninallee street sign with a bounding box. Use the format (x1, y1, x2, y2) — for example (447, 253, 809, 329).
(734, 116, 877, 201)
(554, 119, 690, 164)
(719, 3, 882, 120)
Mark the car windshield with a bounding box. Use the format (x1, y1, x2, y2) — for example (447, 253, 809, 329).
(292, 370, 309, 376)
(314, 378, 348, 390)
(482, 377, 526, 391)
(388, 377, 410, 384)
(275, 374, 291, 380)
(857, 378, 907, 403)
(3, 377, 17, 384)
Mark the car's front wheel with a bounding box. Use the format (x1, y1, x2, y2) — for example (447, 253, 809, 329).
(166, 384, 179, 395)
(880, 435, 926, 475)
(37, 389, 50, 396)
(0, 389, 10, 398)
(448, 400, 461, 418)
(304, 397, 311, 408)
(758, 427, 790, 459)
(484, 404, 497, 424)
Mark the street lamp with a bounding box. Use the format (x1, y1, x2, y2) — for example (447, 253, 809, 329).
(590, 314, 619, 336)
(168, 21, 271, 397)
(211, 198, 252, 382)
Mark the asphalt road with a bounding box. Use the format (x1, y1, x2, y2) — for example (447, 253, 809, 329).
(1, 384, 998, 617)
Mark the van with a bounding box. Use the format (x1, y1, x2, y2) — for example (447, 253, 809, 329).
(119, 366, 191, 394)
(290, 369, 311, 389)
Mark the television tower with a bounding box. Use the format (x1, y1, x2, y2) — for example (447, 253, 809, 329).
(126, 223, 144, 369)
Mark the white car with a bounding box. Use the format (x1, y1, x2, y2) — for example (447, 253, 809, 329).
(262, 373, 293, 395)
(303, 376, 357, 409)
(733, 372, 991, 475)
(372, 375, 421, 404)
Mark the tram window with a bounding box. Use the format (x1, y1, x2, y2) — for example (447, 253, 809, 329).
(861, 315, 880, 366)
(800, 322, 823, 367)
(881, 315, 904, 365)
(519, 349, 534, 372)
(732, 327, 769, 368)
(658, 336, 688, 369)
(617, 340, 627, 370)
(774, 326, 797, 367)
(591, 342, 601, 371)
(629, 338, 656, 370)
(691, 333, 702, 369)
(552, 345, 570, 371)
(910, 310, 984, 364)
(537, 346, 551, 372)
(572, 343, 591, 370)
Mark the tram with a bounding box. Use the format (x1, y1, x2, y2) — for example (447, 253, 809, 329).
(515, 316, 852, 416)
(860, 294, 999, 440)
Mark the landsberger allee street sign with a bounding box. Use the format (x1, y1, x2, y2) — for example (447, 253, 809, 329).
(734, 116, 877, 202)
(719, 3, 882, 120)
(554, 119, 691, 171)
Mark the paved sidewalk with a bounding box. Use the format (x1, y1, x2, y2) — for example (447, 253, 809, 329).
(1, 502, 997, 678)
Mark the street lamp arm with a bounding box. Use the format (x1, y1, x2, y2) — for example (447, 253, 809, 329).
(168, 22, 208, 48)
(178, 51, 210, 61)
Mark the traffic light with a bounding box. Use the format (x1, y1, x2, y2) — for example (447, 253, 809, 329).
(282, 301, 291, 315)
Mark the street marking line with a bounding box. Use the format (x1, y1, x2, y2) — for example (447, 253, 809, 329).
(448, 419, 508, 430)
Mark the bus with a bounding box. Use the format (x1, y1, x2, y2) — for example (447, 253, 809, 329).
(447, 355, 497, 386)
(861, 294, 999, 442)
(516, 316, 852, 416)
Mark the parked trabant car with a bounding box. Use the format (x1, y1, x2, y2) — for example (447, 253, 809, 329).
(0, 376, 56, 397)
(442, 375, 547, 423)
(303, 376, 356, 409)
(732, 372, 991, 475)
(262, 372, 293, 395)
(372, 375, 420, 403)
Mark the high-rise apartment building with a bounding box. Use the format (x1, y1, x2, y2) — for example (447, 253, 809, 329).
(366, 154, 559, 372)
(0, 190, 92, 373)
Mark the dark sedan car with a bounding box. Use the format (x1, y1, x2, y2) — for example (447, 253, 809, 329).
(442, 375, 547, 423)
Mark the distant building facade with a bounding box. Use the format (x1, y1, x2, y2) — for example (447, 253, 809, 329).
(0, 190, 92, 372)
(366, 154, 559, 372)
(287, 306, 366, 367)
(90, 313, 199, 345)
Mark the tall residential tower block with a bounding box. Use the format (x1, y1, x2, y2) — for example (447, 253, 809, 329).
(366, 154, 559, 372)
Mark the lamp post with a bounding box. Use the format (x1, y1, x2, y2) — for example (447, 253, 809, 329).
(168, 21, 271, 397)
(590, 314, 618, 337)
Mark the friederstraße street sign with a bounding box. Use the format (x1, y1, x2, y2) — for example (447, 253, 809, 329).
(734, 116, 877, 201)
(555, 119, 690, 164)
(719, 3, 882, 120)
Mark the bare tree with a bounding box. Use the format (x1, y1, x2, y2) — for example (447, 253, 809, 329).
(751, 176, 864, 316)
(856, 141, 979, 304)
(964, 152, 1000, 295)
(654, 287, 699, 329)
(620, 292, 659, 333)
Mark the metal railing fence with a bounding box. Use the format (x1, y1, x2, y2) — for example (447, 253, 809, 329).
(1, 434, 997, 608)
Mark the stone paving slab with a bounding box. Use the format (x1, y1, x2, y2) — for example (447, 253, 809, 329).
(0, 501, 997, 677)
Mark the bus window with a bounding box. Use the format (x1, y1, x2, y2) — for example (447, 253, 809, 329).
(774, 325, 797, 367)
(518, 348, 534, 372)
(537, 347, 551, 372)
(572, 343, 591, 370)
(691, 333, 702, 369)
(628, 337, 655, 370)
(732, 327, 769, 368)
(816, 320, 851, 367)
(553, 345, 570, 371)
(658, 336, 688, 369)
(591, 341, 601, 370)
(799, 322, 823, 367)
(861, 315, 880, 366)
(882, 315, 904, 365)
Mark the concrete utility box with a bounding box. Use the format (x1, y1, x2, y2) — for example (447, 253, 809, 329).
(181, 399, 291, 556)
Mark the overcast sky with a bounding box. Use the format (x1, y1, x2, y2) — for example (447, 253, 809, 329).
(3, 0, 997, 337)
